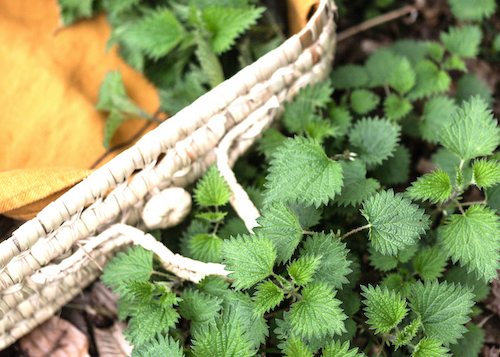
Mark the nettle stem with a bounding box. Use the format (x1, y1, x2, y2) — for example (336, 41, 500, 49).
(340, 224, 371, 240)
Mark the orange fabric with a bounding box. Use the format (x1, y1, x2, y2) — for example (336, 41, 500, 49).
(0, 1, 159, 219)
(0, 0, 309, 221)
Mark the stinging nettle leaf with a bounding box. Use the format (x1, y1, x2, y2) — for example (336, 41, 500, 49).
(350, 89, 380, 115)
(131, 334, 184, 357)
(389, 57, 416, 94)
(288, 255, 322, 287)
(445, 265, 491, 302)
(255, 201, 303, 264)
(330, 64, 369, 89)
(299, 232, 352, 289)
(221, 234, 276, 290)
(252, 279, 285, 315)
(439, 96, 500, 161)
(321, 340, 364, 357)
(194, 164, 232, 207)
(413, 246, 448, 280)
(448, 0, 496, 21)
(289, 282, 347, 339)
(472, 159, 500, 189)
(348, 117, 401, 168)
(407, 60, 451, 100)
(383, 94, 413, 121)
(361, 285, 408, 334)
(263, 136, 343, 208)
(412, 337, 451, 357)
(409, 280, 474, 345)
(406, 169, 452, 204)
(449, 324, 485, 357)
(365, 48, 401, 87)
(101, 246, 152, 291)
(438, 204, 500, 282)
(419, 96, 457, 144)
(335, 160, 380, 207)
(455, 74, 493, 107)
(361, 189, 430, 256)
(441, 25, 482, 59)
(283, 334, 314, 357)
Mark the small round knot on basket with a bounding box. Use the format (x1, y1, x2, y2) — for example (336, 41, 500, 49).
(141, 187, 192, 230)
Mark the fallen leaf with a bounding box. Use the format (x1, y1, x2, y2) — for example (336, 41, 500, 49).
(94, 322, 132, 357)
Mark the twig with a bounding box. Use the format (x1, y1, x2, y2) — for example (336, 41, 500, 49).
(337, 4, 418, 42)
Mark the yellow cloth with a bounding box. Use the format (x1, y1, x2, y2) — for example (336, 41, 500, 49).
(0, 0, 315, 220)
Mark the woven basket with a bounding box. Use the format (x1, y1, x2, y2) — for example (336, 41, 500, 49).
(0, 0, 337, 350)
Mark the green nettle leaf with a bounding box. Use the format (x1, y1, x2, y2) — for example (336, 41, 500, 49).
(126, 301, 180, 346)
(348, 117, 401, 168)
(361, 190, 430, 256)
(321, 340, 364, 357)
(58, 0, 93, 25)
(283, 80, 334, 134)
(413, 246, 448, 280)
(472, 159, 500, 189)
(394, 318, 421, 348)
(254, 201, 303, 264)
(365, 49, 401, 87)
(198, 275, 230, 297)
(101, 246, 152, 291)
(409, 280, 474, 345)
(288, 255, 322, 287)
(335, 160, 380, 207)
(425, 41, 445, 62)
(439, 96, 500, 161)
(289, 282, 347, 339)
(448, 0, 496, 21)
(449, 324, 485, 357)
(263, 136, 343, 208)
(196, 211, 228, 223)
(431, 147, 472, 186)
(441, 25, 482, 58)
(194, 33, 225, 88)
(445, 265, 491, 302)
(329, 106, 353, 137)
(131, 335, 184, 357)
(390, 39, 428, 65)
(371, 144, 411, 186)
(330, 64, 369, 89)
(407, 60, 451, 100)
(443, 54, 467, 72)
(191, 308, 256, 357)
(252, 279, 285, 315)
(299, 233, 352, 289)
(102, 0, 141, 14)
(455, 74, 493, 106)
(380, 273, 414, 298)
(383, 94, 413, 121)
(221, 234, 277, 290)
(123, 8, 185, 60)
(350, 89, 380, 115)
(361, 285, 408, 334)
(412, 337, 451, 357)
(201, 6, 264, 54)
(283, 334, 314, 357)
(438, 204, 500, 282)
(486, 183, 500, 212)
(194, 164, 232, 207)
(258, 128, 287, 160)
(369, 244, 419, 272)
(188, 234, 223, 263)
(389, 57, 416, 94)
(103, 110, 127, 149)
(406, 169, 452, 204)
(178, 289, 222, 335)
(419, 96, 457, 144)
(287, 201, 323, 230)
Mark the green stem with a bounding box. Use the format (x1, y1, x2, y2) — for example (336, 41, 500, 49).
(152, 270, 176, 279)
(453, 198, 466, 215)
(340, 224, 371, 240)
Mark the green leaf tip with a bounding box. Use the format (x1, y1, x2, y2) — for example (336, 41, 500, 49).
(472, 159, 500, 189)
(406, 169, 452, 204)
(361, 189, 430, 256)
(194, 164, 232, 207)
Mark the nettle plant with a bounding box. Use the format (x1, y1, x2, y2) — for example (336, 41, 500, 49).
(99, 1, 500, 356)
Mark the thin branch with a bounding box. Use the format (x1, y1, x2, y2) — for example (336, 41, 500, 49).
(337, 4, 418, 42)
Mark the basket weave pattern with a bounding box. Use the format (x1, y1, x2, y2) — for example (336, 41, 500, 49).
(0, 0, 336, 350)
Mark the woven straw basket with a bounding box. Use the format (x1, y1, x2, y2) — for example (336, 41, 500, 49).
(0, 0, 337, 350)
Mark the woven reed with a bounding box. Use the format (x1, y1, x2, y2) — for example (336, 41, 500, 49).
(0, 0, 337, 350)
